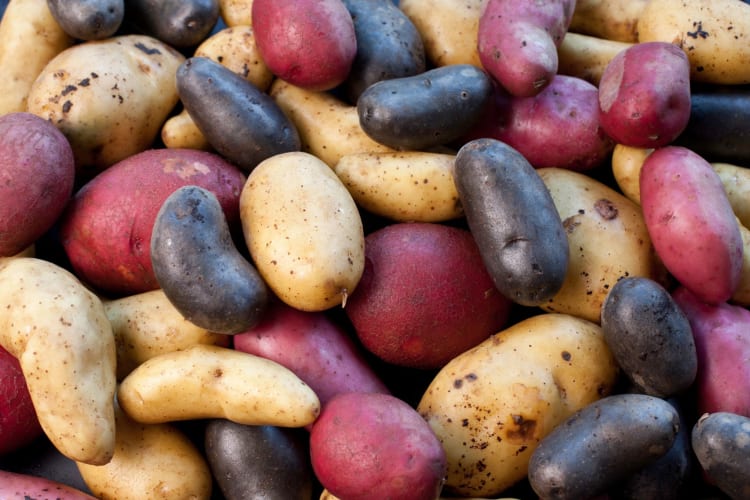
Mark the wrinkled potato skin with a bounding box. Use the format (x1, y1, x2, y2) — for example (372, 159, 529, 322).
(418, 313, 618, 497)
(570, 0, 649, 43)
(557, 32, 632, 86)
(0, 257, 116, 466)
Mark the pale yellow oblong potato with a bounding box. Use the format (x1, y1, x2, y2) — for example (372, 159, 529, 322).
(611, 144, 654, 204)
(27, 35, 185, 177)
(270, 79, 396, 167)
(399, 0, 486, 68)
(218, 0, 253, 27)
(103, 289, 230, 381)
(730, 220, 750, 307)
(537, 168, 665, 323)
(0, 0, 73, 114)
(569, 0, 650, 43)
(240, 151, 365, 311)
(638, 0, 750, 84)
(333, 151, 463, 222)
(557, 32, 632, 86)
(418, 313, 619, 497)
(117, 344, 320, 426)
(0, 257, 116, 465)
(77, 404, 213, 500)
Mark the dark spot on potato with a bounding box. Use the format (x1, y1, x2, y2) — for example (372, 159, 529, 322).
(476, 460, 486, 472)
(561, 351, 571, 361)
(515, 445, 528, 456)
(562, 216, 580, 233)
(465, 373, 478, 382)
(134, 42, 162, 55)
(453, 378, 463, 389)
(507, 414, 536, 441)
(461, 418, 469, 427)
(61, 85, 77, 96)
(78, 78, 90, 87)
(213, 368, 223, 377)
(687, 21, 709, 39)
(62, 101, 73, 113)
(594, 199, 618, 220)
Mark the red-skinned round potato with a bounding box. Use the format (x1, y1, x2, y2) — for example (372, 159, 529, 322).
(252, 0, 357, 91)
(0, 345, 43, 456)
(344, 221, 512, 370)
(0, 470, 97, 499)
(0, 112, 75, 257)
(60, 148, 246, 295)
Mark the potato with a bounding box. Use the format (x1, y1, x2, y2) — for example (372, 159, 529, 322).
(417, 312, 619, 497)
(239, 151, 365, 311)
(569, 0, 649, 43)
(251, 0, 356, 91)
(0, 470, 97, 500)
(598, 41, 691, 148)
(205, 420, 313, 500)
(344, 222, 512, 369)
(528, 394, 680, 499)
(732, 222, 750, 307)
(0, 345, 43, 455)
(557, 32, 632, 86)
(269, 79, 396, 167)
(600, 277, 697, 398)
(46, 0, 124, 40)
(151, 185, 269, 334)
(0, 112, 75, 257)
(454, 139, 569, 306)
(356, 64, 493, 150)
(0, 257, 116, 465)
(538, 167, 663, 323)
(310, 392, 447, 500)
(477, 0, 576, 97)
(0, 0, 73, 115)
(60, 148, 246, 295)
(104, 289, 229, 381)
(121, 0, 219, 49)
(713, 162, 750, 230)
(26, 35, 185, 178)
(399, 0, 485, 68)
(117, 344, 320, 426)
(640, 146, 743, 305)
(672, 286, 750, 417)
(691, 412, 750, 499)
(218, 0, 252, 27)
(638, 0, 750, 84)
(333, 151, 463, 223)
(610, 144, 653, 204)
(76, 404, 213, 500)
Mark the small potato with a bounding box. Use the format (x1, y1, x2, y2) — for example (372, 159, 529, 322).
(692, 412, 750, 499)
(122, 0, 219, 48)
(47, 0, 124, 40)
(569, 0, 650, 43)
(557, 32, 632, 86)
(240, 151, 365, 312)
(610, 144, 653, 204)
(76, 404, 213, 500)
(528, 394, 680, 499)
(117, 344, 320, 426)
(333, 151, 462, 222)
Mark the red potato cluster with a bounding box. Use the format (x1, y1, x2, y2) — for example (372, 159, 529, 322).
(2, 0, 750, 498)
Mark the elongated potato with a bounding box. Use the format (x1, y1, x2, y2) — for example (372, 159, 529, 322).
(610, 144, 654, 204)
(333, 151, 462, 222)
(692, 412, 750, 499)
(117, 344, 320, 426)
(417, 313, 619, 497)
(0, 257, 116, 465)
(218, 0, 252, 27)
(0, 0, 73, 115)
(557, 32, 632, 86)
(570, 0, 649, 43)
(240, 151, 365, 311)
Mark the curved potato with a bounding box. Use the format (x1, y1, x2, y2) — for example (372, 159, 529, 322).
(117, 344, 320, 427)
(610, 144, 654, 204)
(0, 257, 116, 465)
(570, 0, 649, 43)
(557, 32, 632, 86)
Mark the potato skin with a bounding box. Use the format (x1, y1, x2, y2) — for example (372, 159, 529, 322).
(0, 345, 43, 455)
(691, 412, 750, 499)
(47, 0, 124, 40)
(528, 394, 680, 500)
(600, 276, 697, 398)
(0, 470, 97, 500)
(454, 138, 569, 306)
(122, 0, 219, 48)
(0, 112, 75, 257)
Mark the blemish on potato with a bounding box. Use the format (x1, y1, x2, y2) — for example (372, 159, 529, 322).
(594, 199, 618, 220)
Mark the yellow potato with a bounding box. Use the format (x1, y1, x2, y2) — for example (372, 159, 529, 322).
(77, 403, 212, 500)
(0, 0, 73, 114)
(418, 312, 619, 497)
(638, 0, 750, 84)
(26, 35, 185, 177)
(240, 151, 365, 311)
(269, 79, 396, 167)
(712, 162, 750, 230)
(399, 0, 486, 68)
(160, 109, 212, 151)
(333, 151, 463, 222)
(537, 167, 664, 323)
(731, 220, 750, 307)
(117, 344, 320, 426)
(218, 0, 253, 27)
(570, 0, 650, 43)
(0, 257, 116, 465)
(557, 32, 632, 86)
(611, 144, 654, 204)
(103, 289, 230, 381)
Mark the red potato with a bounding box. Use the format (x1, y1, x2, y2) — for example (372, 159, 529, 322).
(252, 0, 357, 91)
(310, 392, 447, 500)
(672, 286, 750, 417)
(598, 41, 691, 148)
(464, 75, 614, 171)
(477, 0, 576, 97)
(344, 222, 512, 370)
(0, 112, 75, 257)
(0, 470, 97, 499)
(0, 345, 42, 456)
(640, 146, 743, 305)
(60, 148, 246, 295)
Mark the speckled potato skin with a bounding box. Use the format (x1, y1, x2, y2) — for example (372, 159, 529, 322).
(417, 312, 619, 497)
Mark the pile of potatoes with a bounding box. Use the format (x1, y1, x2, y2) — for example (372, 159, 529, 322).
(2, 0, 750, 498)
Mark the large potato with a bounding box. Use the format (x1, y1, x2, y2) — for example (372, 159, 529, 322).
(26, 34, 185, 178)
(417, 312, 619, 497)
